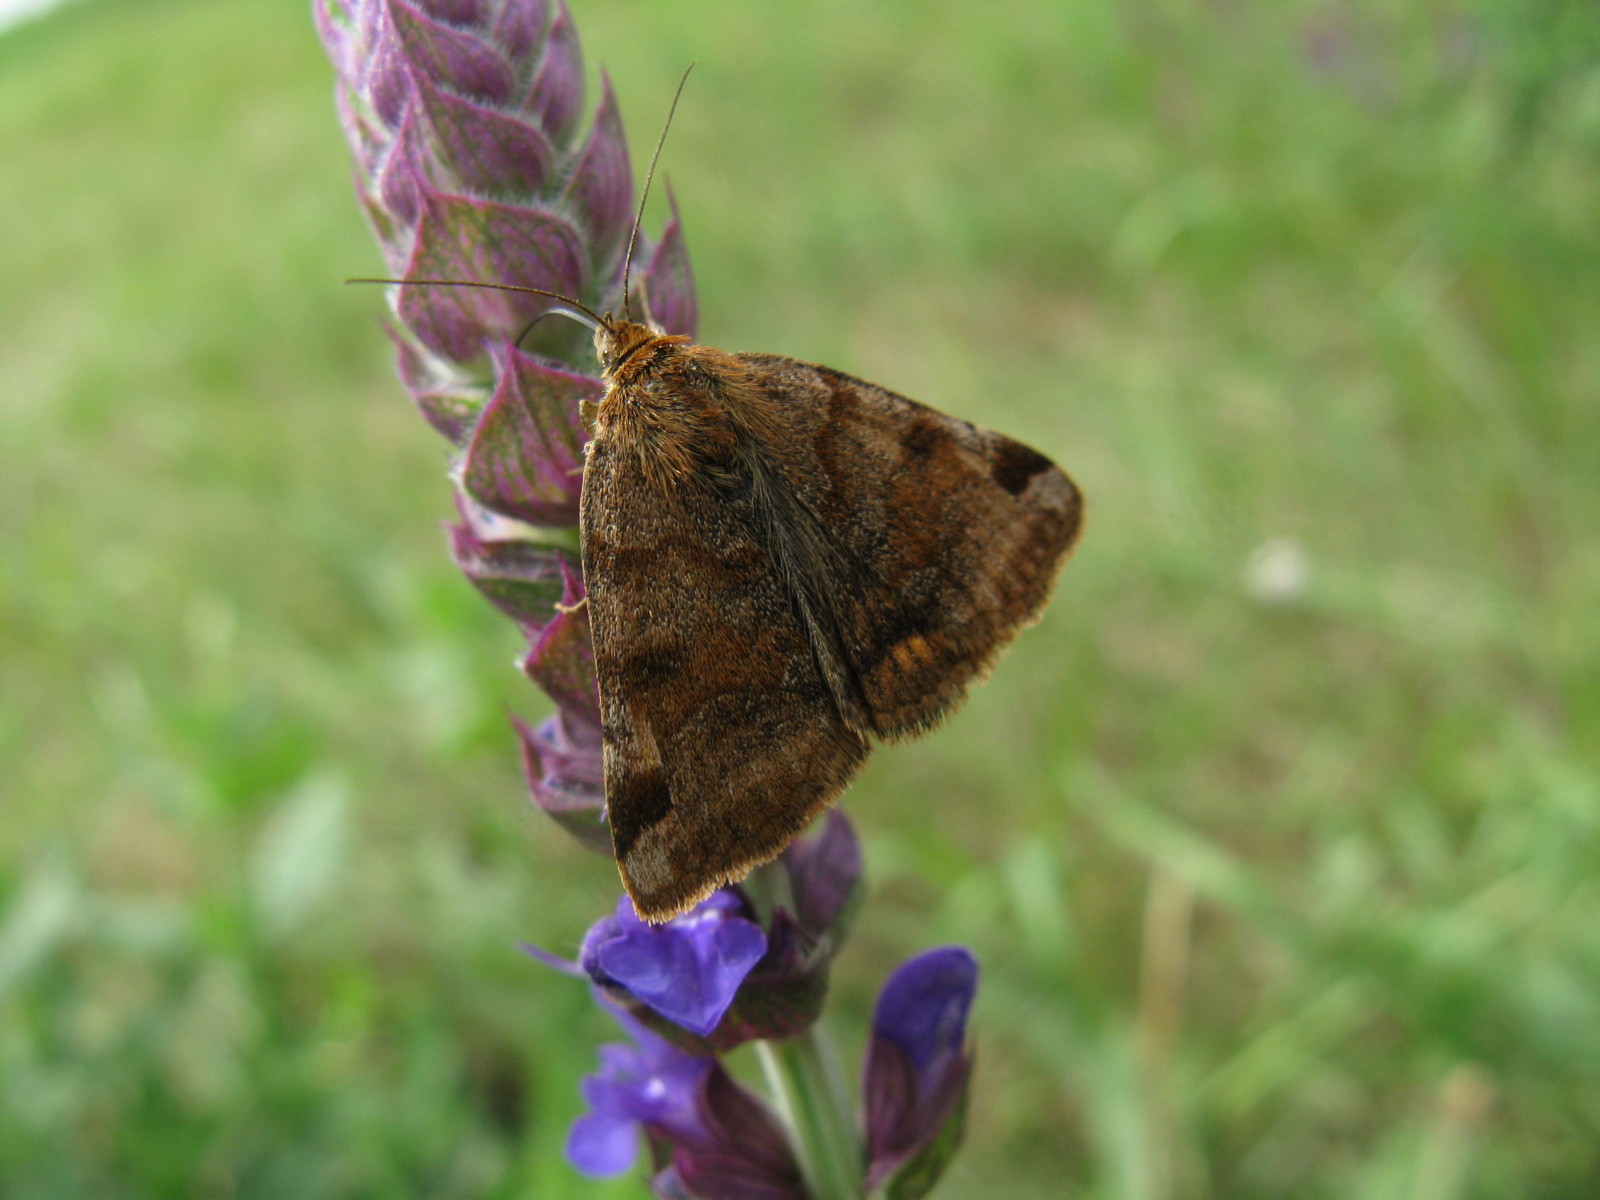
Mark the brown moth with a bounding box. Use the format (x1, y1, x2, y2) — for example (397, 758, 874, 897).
(580, 317, 1082, 920)
(363, 74, 1082, 922)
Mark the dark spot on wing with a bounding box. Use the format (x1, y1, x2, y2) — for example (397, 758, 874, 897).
(623, 648, 683, 687)
(901, 415, 942, 460)
(990, 436, 1054, 496)
(608, 766, 673, 861)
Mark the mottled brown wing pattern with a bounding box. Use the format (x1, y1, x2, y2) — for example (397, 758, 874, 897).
(734, 354, 1084, 739)
(581, 435, 870, 920)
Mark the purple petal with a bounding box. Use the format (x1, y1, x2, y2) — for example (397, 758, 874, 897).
(448, 519, 575, 627)
(561, 71, 634, 269)
(782, 809, 862, 939)
(489, 0, 545, 62)
(873, 946, 978, 1075)
(579, 913, 625, 979)
(566, 1006, 715, 1164)
(400, 188, 587, 361)
(862, 1033, 921, 1163)
(592, 894, 767, 1037)
(412, 70, 555, 196)
(563, 997, 800, 1192)
(460, 342, 592, 525)
(567, 1111, 640, 1178)
(388, 0, 515, 105)
(522, 0, 582, 142)
(520, 561, 600, 724)
(862, 948, 978, 1195)
(709, 906, 829, 1049)
(641, 185, 696, 339)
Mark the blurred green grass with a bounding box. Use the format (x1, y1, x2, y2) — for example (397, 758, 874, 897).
(3, 0, 1599, 1196)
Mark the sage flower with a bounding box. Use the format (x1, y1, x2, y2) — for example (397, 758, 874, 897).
(571, 1004, 806, 1200)
(535, 813, 866, 1051)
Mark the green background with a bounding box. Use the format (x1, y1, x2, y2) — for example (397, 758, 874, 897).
(4, 0, 1600, 1196)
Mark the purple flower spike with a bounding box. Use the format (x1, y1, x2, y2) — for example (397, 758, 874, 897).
(522, 0, 583, 141)
(387, 0, 516, 106)
(583, 893, 767, 1038)
(863, 947, 978, 1198)
(389, 324, 484, 441)
(319, 0, 699, 829)
(489, 0, 545, 62)
(400, 188, 588, 361)
(562, 72, 635, 270)
(412, 70, 556, 197)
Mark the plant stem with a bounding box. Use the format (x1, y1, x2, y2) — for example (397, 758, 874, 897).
(757, 1024, 865, 1200)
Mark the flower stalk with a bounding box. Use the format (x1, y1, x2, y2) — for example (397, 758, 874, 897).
(757, 1028, 865, 1200)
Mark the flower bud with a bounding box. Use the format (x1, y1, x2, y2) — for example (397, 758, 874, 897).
(862, 947, 978, 1198)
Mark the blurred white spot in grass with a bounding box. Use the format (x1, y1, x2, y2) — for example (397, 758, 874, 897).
(251, 773, 349, 939)
(1245, 537, 1309, 604)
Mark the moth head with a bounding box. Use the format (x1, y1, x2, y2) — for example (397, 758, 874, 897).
(595, 318, 676, 380)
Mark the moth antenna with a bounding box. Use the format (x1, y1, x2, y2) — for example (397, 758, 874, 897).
(513, 307, 583, 349)
(620, 62, 695, 324)
(346, 276, 609, 332)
